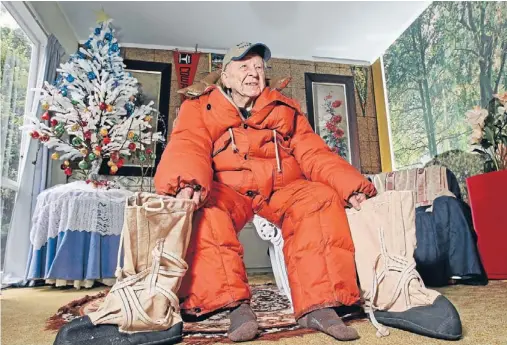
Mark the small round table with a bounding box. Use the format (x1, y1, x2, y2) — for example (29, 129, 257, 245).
(26, 181, 132, 288)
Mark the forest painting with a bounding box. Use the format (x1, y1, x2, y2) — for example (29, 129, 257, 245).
(384, 1, 507, 169)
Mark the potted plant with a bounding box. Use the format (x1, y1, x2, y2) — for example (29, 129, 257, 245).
(465, 92, 507, 279)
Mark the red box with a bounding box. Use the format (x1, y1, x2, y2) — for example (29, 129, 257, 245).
(466, 169, 507, 279)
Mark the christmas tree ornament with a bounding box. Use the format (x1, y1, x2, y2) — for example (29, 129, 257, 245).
(144, 115, 152, 122)
(66, 75, 75, 82)
(110, 151, 119, 162)
(84, 131, 92, 140)
(104, 32, 112, 41)
(71, 99, 79, 106)
(50, 118, 59, 127)
(78, 160, 90, 169)
(106, 104, 113, 112)
(94, 27, 101, 35)
(80, 121, 88, 127)
(61, 88, 68, 97)
(88, 152, 96, 161)
(42, 103, 50, 111)
(95, 145, 102, 152)
(64, 160, 70, 167)
(111, 43, 119, 52)
(139, 153, 146, 162)
(110, 165, 118, 174)
(51, 152, 60, 160)
(93, 149, 101, 156)
(128, 142, 136, 151)
(41, 112, 50, 121)
(55, 127, 65, 137)
(40, 134, 50, 142)
(117, 158, 124, 168)
(87, 72, 97, 80)
(71, 124, 80, 131)
(107, 160, 114, 167)
(72, 137, 83, 146)
(99, 102, 107, 111)
(150, 153, 156, 160)
(127, 131, 135, 139)
(80, 148, 89, 155)
(64, 167, 73, 176)
(30, 131, 40, 139)
(103, 137, 111, 145)
(145, 148, 153, 155)
(99, 128, 108, 136)
(55, 123, 65, 131)
(133, 134, 139, 141)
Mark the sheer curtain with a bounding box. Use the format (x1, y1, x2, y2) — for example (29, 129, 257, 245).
(2, 35, 65, 285)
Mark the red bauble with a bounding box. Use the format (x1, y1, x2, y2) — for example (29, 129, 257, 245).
(30, 131, 40, 139)
(80, 121, 88, 127)
(40, 134, 50, 142)
(64, 167, 73, 176)
(117, 158, 124, 168)
(84, 131, 92, 140)
(99, 102, 107, 111)
(41, 112, 50, 121)
(95, 145, 102, 152)
(110, 151, 119, 162)
(128, 143, 136, 151)
(50, 119, 58, 127)
(103, 137, 111, 145)
(145, 148, 153, 155)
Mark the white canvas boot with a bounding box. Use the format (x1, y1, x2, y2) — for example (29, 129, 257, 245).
(346, 190, 462, 340)
(54, 192, 196, 345)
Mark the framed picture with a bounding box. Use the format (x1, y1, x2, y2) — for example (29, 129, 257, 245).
(209, 53, 225, 72)
(99, 59, 171, 177)
(304, 73, 360, 170)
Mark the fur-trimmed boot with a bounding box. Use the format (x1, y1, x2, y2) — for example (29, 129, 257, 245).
(346, 190, 462, 340)
(54, 192, 196, 345)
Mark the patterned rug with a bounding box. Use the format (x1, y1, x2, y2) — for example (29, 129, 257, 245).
(46, 283, 367, 344)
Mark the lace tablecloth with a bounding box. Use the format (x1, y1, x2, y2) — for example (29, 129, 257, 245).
(26, 181, 133, 288)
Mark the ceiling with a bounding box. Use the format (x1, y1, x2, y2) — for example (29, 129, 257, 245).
(58, 1, 430, 64)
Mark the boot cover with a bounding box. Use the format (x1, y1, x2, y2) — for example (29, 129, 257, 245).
(346, 191, 462, 339)
(54, 192, 196, 345)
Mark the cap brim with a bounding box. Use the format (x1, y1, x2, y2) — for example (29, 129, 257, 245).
(231, 43, 271, 62)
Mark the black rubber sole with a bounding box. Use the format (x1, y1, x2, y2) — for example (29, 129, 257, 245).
(53, 316, 183, 345)
(373, 295, 462, 340)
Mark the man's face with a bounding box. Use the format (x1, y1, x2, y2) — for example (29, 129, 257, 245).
(222, 54, 266, 99)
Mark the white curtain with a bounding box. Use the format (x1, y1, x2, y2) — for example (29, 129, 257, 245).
(2, 35, 65, 285)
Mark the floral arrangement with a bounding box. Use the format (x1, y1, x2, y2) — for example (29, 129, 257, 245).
(321, 93, 348, 158)
(466, 92, 507, 171)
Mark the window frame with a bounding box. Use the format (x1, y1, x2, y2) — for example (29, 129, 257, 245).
(1, 1, 47, 190)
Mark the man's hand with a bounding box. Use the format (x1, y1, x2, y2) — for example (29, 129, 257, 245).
(348, 193, 366, 211)
(176, 186, 201, 206)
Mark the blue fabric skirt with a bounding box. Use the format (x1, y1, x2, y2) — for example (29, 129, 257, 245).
(26, 230, 120, 281)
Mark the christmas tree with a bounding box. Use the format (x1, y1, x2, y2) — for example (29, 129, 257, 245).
(22, 13, 163, 184)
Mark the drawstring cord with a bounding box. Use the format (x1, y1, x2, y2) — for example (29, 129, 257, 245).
(228, 128, 238, 152)
(273, 130, 281, 173)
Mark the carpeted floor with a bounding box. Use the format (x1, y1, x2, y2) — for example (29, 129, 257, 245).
(2, 277, 507, 345)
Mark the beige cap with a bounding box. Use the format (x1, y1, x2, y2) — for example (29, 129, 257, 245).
(222, 42, 271, 70)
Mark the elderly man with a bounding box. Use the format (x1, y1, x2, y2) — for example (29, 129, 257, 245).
(154, 42, 376, 342)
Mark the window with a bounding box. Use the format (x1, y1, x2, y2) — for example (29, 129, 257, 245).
(1, 2, 46, 268)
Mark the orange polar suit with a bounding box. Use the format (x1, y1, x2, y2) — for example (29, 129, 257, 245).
(154, 86, 376, 320)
